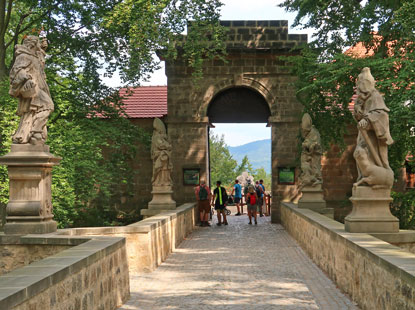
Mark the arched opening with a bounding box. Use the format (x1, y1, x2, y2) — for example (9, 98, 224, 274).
(206, 86, 272, 215)
(207, 87, 271, 123)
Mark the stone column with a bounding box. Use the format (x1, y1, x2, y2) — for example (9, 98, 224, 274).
(0, 144, 60, 234)
(270, 120, 301, 223)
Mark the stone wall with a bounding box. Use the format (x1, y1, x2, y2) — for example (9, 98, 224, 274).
(0, 235, 129, 310)
(281, 202, 415, 310)
(59, 202, 198, 274)
(0, 243, 70, 276)
(321, 127, 358, 221)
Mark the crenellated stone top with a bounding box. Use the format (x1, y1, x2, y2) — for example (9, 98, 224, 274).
(176, 20, 308, 52)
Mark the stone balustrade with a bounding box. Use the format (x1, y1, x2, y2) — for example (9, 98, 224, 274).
(281, 202, 415, 310)
(0, 203, 197, 309)
(0, 234, 129, 310)
(58, 203, 197, 273)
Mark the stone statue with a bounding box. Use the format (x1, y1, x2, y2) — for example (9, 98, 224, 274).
(151, 118, 173, 187)
(299, 113, 322, 188)
(10, 36, 53, 145)
(353, 67, 394, 189)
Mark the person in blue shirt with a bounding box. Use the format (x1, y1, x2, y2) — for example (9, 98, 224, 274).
(231, 179, 243, 216)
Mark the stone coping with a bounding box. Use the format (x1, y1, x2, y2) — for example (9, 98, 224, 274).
(0, 234, 125, 309)
(282, 202, 415, 286)
(57, 203, 196, 236)
(0, 202, 196, 309)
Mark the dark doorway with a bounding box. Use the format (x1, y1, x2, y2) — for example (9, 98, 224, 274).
(207, 87, 271, 123)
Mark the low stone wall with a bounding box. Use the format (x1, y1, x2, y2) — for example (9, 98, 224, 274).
(281, 202, 415, 310)
(0, 235, 75, 275)
(0, 234, 129, 310)
(59, 202, 198, 273)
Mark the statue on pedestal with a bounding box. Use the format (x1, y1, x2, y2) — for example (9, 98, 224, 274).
(353, 67, 394, 189)
(299, 113, 322, 188)
(0, 35, 60, 234)
(151, 118, 173, 187)
(345, 67, 398, 233)
(142, 118, 176, 218)
(298, 113, 326, 210)
(9, 36, 54, 145)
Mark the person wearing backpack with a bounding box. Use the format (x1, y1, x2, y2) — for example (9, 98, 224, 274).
(246, 185, 258, 225)
(195, 179, 212, 227)
(212, 181, 228, 226)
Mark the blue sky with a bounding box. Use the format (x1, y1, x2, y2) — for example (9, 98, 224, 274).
(210, 123, 271, 147)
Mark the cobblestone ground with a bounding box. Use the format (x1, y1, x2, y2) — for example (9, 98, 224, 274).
(120, 210, 359, 310)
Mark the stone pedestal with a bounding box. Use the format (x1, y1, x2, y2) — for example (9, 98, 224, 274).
(0, 144, 60, 234)
(345, 186, 399, 233)
(141, 185, 176, 218)
(298, 184, 326, 210)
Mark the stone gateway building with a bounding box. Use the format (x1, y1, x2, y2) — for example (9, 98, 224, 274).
(164, 20, 307, 223)
(124, 20, 359, 222)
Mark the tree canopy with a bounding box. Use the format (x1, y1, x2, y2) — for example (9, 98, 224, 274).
(0, 0, 225, 228)
(280, 0, 415, 173)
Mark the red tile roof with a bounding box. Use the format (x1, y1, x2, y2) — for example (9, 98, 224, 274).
(119, 86, 167, 118)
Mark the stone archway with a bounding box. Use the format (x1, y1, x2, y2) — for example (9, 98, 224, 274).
(164, 20, 306, 223)
(207, 86, 271, 123)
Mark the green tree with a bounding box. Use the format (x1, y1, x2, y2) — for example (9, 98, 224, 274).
(209, 134, 237, 186)
(0, 0, 225, 228)
(235, 155, 254, 176)
(280, 0, 415, 174)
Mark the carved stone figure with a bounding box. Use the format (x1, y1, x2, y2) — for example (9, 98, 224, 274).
(10, 36, 53, 145)
(151, 118, 173, 187)
(345, 67, 398, 233)
(353, 67, 394, 189)
(299, 113, 322, 188)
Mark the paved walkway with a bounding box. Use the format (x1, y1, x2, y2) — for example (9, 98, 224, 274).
(120, 211, 359, 310)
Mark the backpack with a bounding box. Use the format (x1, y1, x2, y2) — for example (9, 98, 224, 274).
(255, 185, 262, 197)
(249, 193, 257, 205)
(221, 187, 228, 203)
(199, 186, 208, 200)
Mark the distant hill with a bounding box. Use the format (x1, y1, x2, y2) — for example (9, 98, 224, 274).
(228, 139, 271, 173)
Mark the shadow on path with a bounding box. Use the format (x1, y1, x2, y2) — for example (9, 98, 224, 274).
(120, 212, 359, 310)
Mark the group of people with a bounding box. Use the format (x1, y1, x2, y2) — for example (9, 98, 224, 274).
(195, 179, 267, 227)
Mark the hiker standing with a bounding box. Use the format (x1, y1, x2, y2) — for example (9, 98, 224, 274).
(255, 180, 265, 217)
(231, 179, 243, 216)
(246, 185, 258, 225)
(259, 179, 266, 216)
(213, 181, 228, 226)
(195, 179, 212, 227)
